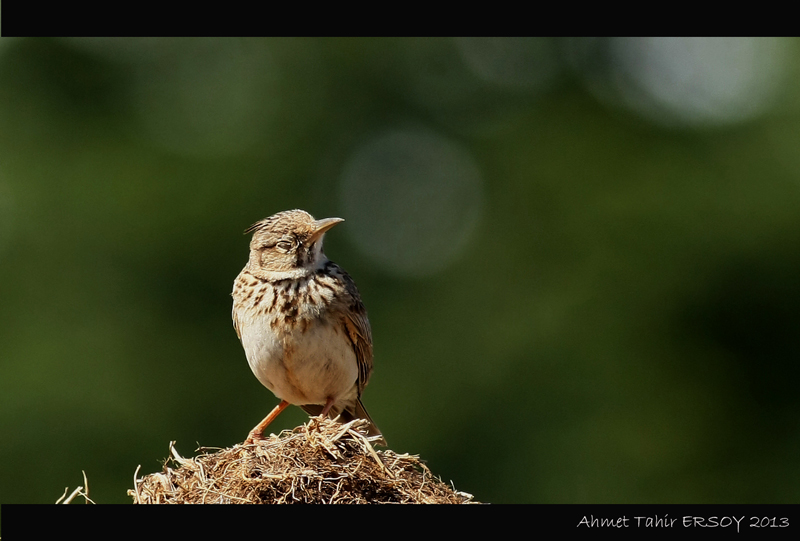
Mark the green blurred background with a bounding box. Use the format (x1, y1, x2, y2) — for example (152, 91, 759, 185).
(1, 37, 799, 504)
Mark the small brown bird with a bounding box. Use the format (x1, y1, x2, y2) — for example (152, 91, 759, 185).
(231, 209, 383, 445)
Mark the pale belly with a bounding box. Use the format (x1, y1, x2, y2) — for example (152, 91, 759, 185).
(240, 314, 358, 407)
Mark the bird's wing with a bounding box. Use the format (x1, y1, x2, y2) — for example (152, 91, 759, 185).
(232, 305, 242, 340)
(344, 306, 373, 394)
(333, 266, 374, 394)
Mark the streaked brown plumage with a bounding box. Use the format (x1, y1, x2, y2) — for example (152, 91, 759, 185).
(231, 209, 383, 445)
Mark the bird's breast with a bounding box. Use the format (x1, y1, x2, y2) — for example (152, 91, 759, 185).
(233, 273, 358, 407)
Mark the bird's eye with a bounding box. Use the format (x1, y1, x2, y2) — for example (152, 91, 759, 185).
(276, 239, 294, 252)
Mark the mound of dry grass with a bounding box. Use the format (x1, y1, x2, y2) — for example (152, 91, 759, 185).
(129, 417, 476, 504)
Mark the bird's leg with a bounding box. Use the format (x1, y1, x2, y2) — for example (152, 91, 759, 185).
(320, 397, 336, 417)
(245, 400, 290, 444)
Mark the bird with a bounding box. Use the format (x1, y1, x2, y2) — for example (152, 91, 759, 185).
(231, 209, 384, 445)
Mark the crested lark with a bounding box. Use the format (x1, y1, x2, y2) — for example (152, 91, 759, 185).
(231, 209, 383, 445)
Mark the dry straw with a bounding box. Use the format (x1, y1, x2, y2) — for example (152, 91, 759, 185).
(129, 417, 476, 504)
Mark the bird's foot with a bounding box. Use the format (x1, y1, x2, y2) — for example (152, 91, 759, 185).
(243, 400, 291, 445)
(244, 430, 265, 445)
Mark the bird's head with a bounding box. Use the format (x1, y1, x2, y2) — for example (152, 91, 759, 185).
(245, 209, 343, 273)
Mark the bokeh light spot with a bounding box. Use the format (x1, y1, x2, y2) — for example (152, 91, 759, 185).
(129, 38, 280, 157)
(339, 128, 484, 277)
(455, 37, 560, 91)
(569, 37, 790, 128)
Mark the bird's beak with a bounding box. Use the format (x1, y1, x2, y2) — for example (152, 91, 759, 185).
(309, 217, 344, 244)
